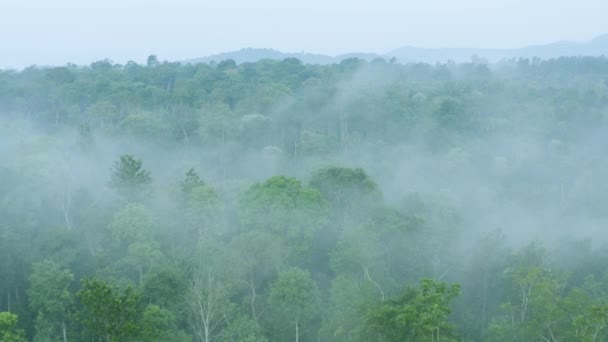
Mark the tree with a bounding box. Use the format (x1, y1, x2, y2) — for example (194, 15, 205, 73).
(487, 243, 569, 342)
(188, 265, 233, 342)
(28, 260, 74, 342)
(141, 264, 187, 309)
(76, 279, 142, 342)
(489, 265, 568, 342)
(320, 275, 378, 342)
(0, 312, 26, 342)
(119, 111, 169, 139)
(187, 239, 240, 342)
(435, 97, 466, 130)
(185, 184, 224, 239)
(147, 55, 160, 68)
(125, 241, 164, 286)
(572, 304, 608, 342)
(109, 155, 152, 201)
(239, 176, 327, 265)
(267, 268, 319, 342)
(331, 207, 423, 301)
(309, 167, 381, 228)
(139, 304, 191, 342)
(181, 168, 205, 194)
(365, 279, 461, 342)
(229, 231, 284, 322)
(107, 203, 154, 245)
(221, 315, 268, 342)
(456, 229, 511, 340)
(46, 67, 75, 85)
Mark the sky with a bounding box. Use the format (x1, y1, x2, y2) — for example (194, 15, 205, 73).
(1, 0, 607, 69)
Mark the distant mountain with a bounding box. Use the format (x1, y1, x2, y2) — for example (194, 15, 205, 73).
(386, 34, 608, 63)
(182, 48, 382, 65)
(182, 35, 608, 65)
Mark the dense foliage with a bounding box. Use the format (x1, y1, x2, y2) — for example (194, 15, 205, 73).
(2, 56, 608, 341)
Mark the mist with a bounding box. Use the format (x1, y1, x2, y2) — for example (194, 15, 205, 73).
(3, 0, 608, 68)
(2, 55, 608, 341)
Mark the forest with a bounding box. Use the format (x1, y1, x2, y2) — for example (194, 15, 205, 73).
(1, 55, 608, 341)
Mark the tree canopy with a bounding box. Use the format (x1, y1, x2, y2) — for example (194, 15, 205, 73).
(3, 56, 608, 341)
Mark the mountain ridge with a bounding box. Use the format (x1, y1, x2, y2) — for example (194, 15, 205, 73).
(183, 35, 608, 65)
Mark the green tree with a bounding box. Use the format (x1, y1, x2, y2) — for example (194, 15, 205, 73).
(181, 168, 205, 194)
(267, 268, 320, 342)
(0, 312, 26, 342)
(76, 279, 142, 342)
(309, 167, 380, 227)
(141, 264, 187, 309)
(488, 265, 568, 342)
(366, 279, 461, 342)
(572, 304, 608, 342)
(320, 275, 378, 342)
(187, 239, 240, 342)
(139, 304, 191, 342)
(239, 176, 327, 265)
(147, 55, 160, 68)
(221, 315, 268, 342)
(229, 231, 284, 322)
(125, 241, 164, 286)
(331, 207, 423, 301)
(107, 203, 154, 245)
(185, 184, 224, 239)
(28, 260, 74, 342)
(486, 243, 569, 342)
(456, 229, 511, 340)
(109, 155, 152, 201)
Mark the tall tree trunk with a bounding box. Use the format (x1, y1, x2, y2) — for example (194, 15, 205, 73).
(481, 272, 488, 324)
(62, 186, 72, 230)
(220, 125, 226, 181)
(249, 276, 258, 321)
(181, 124, 189, 144)
(295, 319, 299, 342)
(520, 283, 532, 323)
(62, 320, 68, 342)
(363, 266, 385, 301)
(139, 266, 144, 287)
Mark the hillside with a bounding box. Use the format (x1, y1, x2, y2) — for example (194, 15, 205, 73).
(183, 34, 608, 65)
(388, 34, 608, 63)
(183, 47, 382, 65)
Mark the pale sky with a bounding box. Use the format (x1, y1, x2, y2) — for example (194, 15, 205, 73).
(1, 0, 607, 69)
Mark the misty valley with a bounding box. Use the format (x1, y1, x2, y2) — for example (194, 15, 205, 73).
(2, 56, 608, 342)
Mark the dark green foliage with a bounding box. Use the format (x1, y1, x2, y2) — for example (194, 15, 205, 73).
(76, 279, 142, 342)
(141, 265, 187, 308)
(109, 155, 152, 201)
(0, 312, 26, 342)
(240, 176, 326, 234)
(366, 279, 461, 342)
(181, 168, 205, 194)
(222, 315, 268, 342)
(239, 176, 327, 265)
(139, 304, 190, 342)
(28, 260, 74, 341)
(309, 167, 380, 227)
(267, 268, 320, 341)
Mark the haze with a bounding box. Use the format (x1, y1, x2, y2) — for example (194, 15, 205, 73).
(2, 0, 608, 68)
(4, 1, 608, 341)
